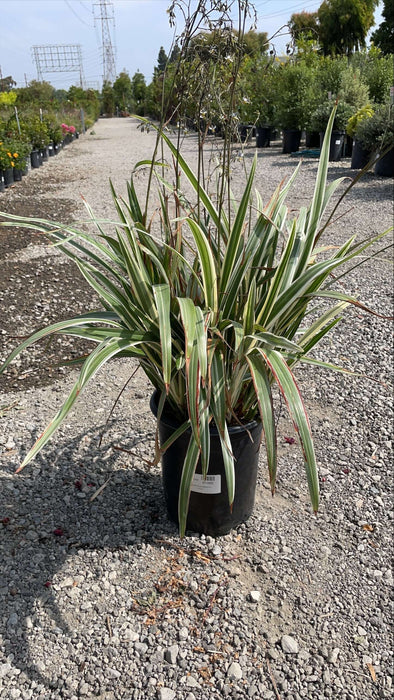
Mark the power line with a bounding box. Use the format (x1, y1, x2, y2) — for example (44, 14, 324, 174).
(64, 0, 93, 27)
(257, 0, 321, 20)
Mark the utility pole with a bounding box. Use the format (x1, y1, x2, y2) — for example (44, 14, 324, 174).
(93, 0, 116, 86)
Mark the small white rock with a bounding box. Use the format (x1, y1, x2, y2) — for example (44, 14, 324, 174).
(5, 436, 16, 450)
(158, 689, 176, 700)
(0, 663, 12, 679)
(281, 635, 299, 654)
(186, 676, 200, 688)
(249, 590, 261, 603)
(123, 629, 139, 642)
(59, 576, 75, 589)
(106, 667, 121, 679)
(328, 647, 340, 664)
(227, 661, 243, 680)
(164, 644, 179, 665)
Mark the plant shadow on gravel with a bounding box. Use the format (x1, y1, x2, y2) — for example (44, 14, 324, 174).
(1, 420, 177, 690)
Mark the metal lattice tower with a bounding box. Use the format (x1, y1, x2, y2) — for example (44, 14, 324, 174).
(93, 0, 116, 85)
(31, 45, 85, 87)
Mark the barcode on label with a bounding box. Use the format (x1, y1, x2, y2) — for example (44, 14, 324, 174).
(191, 474, 221, 494)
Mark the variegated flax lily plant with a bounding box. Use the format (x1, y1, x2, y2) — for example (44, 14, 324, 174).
(0, 107, 392, 535)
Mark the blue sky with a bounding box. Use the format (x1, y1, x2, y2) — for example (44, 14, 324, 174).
(0, 0, 384, 90)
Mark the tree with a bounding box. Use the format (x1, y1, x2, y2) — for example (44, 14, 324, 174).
(113, 70, 133, 112)
(53, 89, 68, 103)
(67, 85, 86, 107)
(371, 0, 394, 54)
(131, 71, 147, 114)
(317, 0, 380, 55)
(169, 43, 181, 64)
(101, 81, 115, 116)
(157, 47, 168, 73)
(289, 12, 319, 44)
(239, 30, 269, 55)
(17, 80, 55, 107)
(0, 75, 16, 92)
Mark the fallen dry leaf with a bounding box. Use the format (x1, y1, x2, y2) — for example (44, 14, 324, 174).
(194, 551, 211, 563)
(362, 524, 374, 532)
(366, 663, 376, 682)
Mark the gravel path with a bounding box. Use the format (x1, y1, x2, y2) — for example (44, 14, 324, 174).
(0, 117, 393, 700)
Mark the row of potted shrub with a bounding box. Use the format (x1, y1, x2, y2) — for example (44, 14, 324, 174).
(0, 122, 79, 192)
(238, 101, 394, 175)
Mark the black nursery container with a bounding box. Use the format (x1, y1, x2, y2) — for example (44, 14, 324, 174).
(374, 148, 394, 177)
(3, 168, 14, 188)
(256, 126, 271, 148)
(320, 130, 345, 162)
(30, 150, 41, 168)
(282, 129, 301, 154)
(351, 140, 372, 170)
(151, 392, 262, 536)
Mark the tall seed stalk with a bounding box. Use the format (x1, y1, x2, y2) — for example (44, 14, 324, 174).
(143, 0, 256, 240)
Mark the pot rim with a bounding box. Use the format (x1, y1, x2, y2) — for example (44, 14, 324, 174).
(150, 390, 261, 436)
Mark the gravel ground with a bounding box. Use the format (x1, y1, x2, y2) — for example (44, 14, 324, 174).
(0, 117, 393, 700)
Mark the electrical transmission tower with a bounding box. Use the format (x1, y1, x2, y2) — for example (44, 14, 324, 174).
(93, 0, 117, 85)
(31, 45, 85, 87)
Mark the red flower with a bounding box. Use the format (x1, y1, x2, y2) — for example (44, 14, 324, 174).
(1, 517, 10, 525)
(44, 581, 52, 588)
(53, 528, 64, 536)
(284, 436, 295, 445)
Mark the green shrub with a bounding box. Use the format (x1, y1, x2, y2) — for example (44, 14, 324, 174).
(346, 104, 375, 137)
(276, 62, 311, 130)
(355, 103, 394, 151)
(352, 47, 394, 104)
(25, 115, 50, 149)
(311, 99, 353, 132)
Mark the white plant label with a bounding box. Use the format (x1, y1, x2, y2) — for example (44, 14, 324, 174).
(191, 474, 221, 494)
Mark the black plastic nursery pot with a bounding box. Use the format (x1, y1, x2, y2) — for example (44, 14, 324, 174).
(343, 134, 353, 158)
(305, 131, 320, 148)
(374, 148, 394, 177)
(351, 140, 373, 170)
(30, 150, 41, 168)
(256, 126, 271, 148)
(282, 129, 301, 154)
(151, 391, 262, 536)
(13, 168, 23, 182)
(3, 168, 14, 188)
(239, 124, 255, 143)
(320, 130, 345, 162)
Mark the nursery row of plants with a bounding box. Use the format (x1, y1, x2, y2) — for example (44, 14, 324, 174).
(152, 43, 393, 166)
(100, 38, 394, 171)
(0, 82, 100, 191)
(0, 121, 81, 192)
